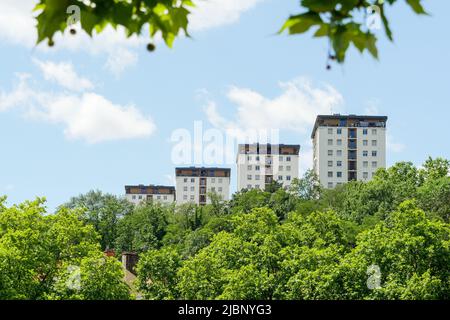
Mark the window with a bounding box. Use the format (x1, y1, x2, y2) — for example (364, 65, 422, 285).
(337, 139, 342, 146)
(255, 165, 260, 171)
(337, 161, 342, 167)
(279, 156, 284, 161)
(337, 150, 342, 157)
(138, 195, 143, 200)
(218, 187, 223, 192)
(256, 156, 260, 161)
(328, 128, 333, 134)
(372, 129, 377, 135)
(164, 196, 167, 200)
(183, 186, 188, 191)
(286, 176, 291, 181)
(372, 140, 377, 147)
(190, 186, 195, 192)
(328, 139, 333, 146)
(211, 187, 216, 192)
(211, 178, 215, 183)
(247, 184, 252, 189)
(183, 195, 187, 200)
(328, 171, 333, 178)
(337, 172, 342, 178)
(191, 178, 195, 183)
(328, 150, 333, 156)
(279, 165, 284, 171)
(184, 178, 188, 183)
(328, 161, 333, 167)
(255, 175, 260, 180)
(278, 176, 283, 181)
(157, 196, 161, 200)
(363, 161, 368, 168)
(328, 182, 333, 188)
(363, 151, 368, 157)
(286, 166, 291, 171)
(218, 178, 223, 183)
(372, 161, 378, 168)
(255, 185, 260, 189)
(132, 195, 136, 200)
(190, 195, 195, 201)
(363, 140, 368, 146)
(286, 156, 291, 162)
(247, 165, 252, 171)
(372, 151, 377, 157)
(337, 128, 342, 134)
(247, 175, 252, 180)
(363, 172, 369, 179)
(363, 129, 368, 135)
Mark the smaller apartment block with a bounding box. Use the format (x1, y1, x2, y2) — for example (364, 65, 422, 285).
(312, 114, 387, 189)
(125, 185, 176, 205)
(237, 143, 300, 191)
(175, 167, 231, 205)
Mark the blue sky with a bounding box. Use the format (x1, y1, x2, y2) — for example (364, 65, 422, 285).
(0, 0, 449, 211)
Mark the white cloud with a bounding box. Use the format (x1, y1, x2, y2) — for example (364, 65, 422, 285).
(104, 47, 138, 77)
(204, 77, 344, 137)
(33, 59, 94, 92)
(0, 72, 156, 144)
(0, 73, 34, 112)
(0, 0, 36, 47)
(189, 0, 265, 31)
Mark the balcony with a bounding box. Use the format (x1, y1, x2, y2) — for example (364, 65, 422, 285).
(348, 150, 357, 160)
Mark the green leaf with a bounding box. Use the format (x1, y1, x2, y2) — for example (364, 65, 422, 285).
(314, 23, 329, 37)
(301, 0, 338, 12)
(80, 10, 99, 36)
(380, 5, 393, 41)
(331, 25, 351, 63)
(280, 12, 322, 35)
(405, 0, 428, 15)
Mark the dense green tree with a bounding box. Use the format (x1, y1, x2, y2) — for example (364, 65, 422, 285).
(331, 201, 450, 300)
(230, 189, 271, 214)
(115, 202, 170, 253)
(62, 190, 133, 250)
(417, 176, 450, 222)
(289, 170, 322, 200)
(177, 208, 281, 299)
(2, 158, 449, 300)
(136, 246, 181, 300)
(0, 198, 131, 300)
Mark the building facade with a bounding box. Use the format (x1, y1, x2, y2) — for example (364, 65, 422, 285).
(125, 185, 176, 205)
(311, 114, 387, 189)
(237, 143, 300, 191)
(175, 167, 231, 205)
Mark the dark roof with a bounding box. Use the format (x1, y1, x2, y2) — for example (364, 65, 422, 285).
(125, 185, 175, 194)
(311, 114, 388, 138)
(175, 167, 231, 177)
(238, 143, 300, 155)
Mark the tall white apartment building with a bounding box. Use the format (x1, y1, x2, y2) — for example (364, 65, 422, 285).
(312, 114, 387, 188)
(125, 185, 176, 205)
(237, 144, 300, 191)
(175, 167, 231, 205)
